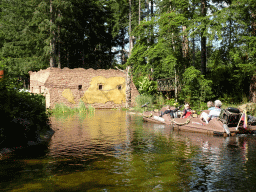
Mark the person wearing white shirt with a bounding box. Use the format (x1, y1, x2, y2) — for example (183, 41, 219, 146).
(201, 100, 222, 124)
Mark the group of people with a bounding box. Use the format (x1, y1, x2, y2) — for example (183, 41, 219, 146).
(159, 99, 223, 123)
(159, 103, 193, 118)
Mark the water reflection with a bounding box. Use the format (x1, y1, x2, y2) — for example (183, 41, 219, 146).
(1, 110, 256, 191)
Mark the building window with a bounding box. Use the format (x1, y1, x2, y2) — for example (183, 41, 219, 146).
(117, 85, 122, 90)
(78, 85, 82, 90)
(39, 86, 41, 93)
(98, 84, 103, 90)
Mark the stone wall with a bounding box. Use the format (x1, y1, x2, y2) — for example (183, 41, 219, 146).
(29, 67, 139, 109)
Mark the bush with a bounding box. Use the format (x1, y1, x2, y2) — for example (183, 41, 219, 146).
(0, 77, 51, 148)
(154, 94, 165, 108)
(180, 66, 213, 108)
(134, 95, 154, 112)
(137, 76, 157, 95)
(165, 98, 179, 107)
(135, 95, 153, 107)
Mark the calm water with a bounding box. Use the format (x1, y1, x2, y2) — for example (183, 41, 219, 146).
(1, 110, 256, 191)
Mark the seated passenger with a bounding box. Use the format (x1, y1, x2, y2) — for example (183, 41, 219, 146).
(181, 103, 192, 118)
(159, 105, 181, 118)
(207, 101, 215, 110)
(201, 100, 222, 124)
(159, 105, 171, 117)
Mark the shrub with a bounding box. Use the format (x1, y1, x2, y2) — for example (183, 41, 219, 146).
(154, 94, 165, 108)
(135, 95, 153, 107)
(0, 77, 51, 148)
(180, 66, 213, 108)
(138, 76, 157, 95)
(134, 95, 154, 112)
(165, 98, 178, 107)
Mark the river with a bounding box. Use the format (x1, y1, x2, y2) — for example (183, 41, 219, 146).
(1, 110, 256, 191)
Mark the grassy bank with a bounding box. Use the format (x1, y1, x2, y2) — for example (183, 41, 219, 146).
(49, 101, 95, 116)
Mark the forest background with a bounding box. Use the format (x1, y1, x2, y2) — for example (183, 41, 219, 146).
(0, 0, 256, 109)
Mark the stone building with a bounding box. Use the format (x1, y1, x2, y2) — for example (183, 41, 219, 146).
(29, 67, 139, 108)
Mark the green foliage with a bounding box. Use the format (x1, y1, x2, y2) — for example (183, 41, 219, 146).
(180, 66, 212, 107)
(137, 76, 157, 95)
(50, 101, 95, 116)
(165, 98, 179, 107)
(0, 60, 6, 70)
(0, 0, 132, 74)
(154, 94, 165, 108)
(0, 0, 256, 105)
(134, 94, 154, 112)
(126, 0, 256, 105)
(0, 76, 51, 148)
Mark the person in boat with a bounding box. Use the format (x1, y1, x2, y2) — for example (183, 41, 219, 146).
(207, 101, 215, 110)
(201, 100, 222, 124)
(181, 103, 192, 118)
(159, 105, 181, 118)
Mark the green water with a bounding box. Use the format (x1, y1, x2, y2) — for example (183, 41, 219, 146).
(1, 110, 256, 191)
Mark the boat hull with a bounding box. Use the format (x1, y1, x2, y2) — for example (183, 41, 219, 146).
(143, 111, 256, 136)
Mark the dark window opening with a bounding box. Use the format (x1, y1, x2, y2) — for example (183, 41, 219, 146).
(78, 85, 82, 90)
(99, 84, 103, 90)
(117, 85, 122, 90)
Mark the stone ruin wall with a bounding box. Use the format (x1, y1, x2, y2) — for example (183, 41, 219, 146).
(29, 67, 139, 109)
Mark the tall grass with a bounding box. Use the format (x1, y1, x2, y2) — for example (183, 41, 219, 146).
(155, 94, 165, 109)
(51, 100, 95, 116)
(134, 95, 154, 112)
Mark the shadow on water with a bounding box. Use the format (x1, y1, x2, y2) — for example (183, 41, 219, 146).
(1, 110, 256, 191)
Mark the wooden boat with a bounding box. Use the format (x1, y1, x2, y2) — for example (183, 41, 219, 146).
(143, 106, 256, 137)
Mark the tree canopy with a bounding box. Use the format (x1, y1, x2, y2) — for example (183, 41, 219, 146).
(126, 0, 256, 103)
(0, 0, 255, 103)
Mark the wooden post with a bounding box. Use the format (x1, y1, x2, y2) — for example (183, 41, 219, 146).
(126, 66, 131, 108)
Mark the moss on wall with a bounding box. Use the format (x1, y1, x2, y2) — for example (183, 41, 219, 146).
(62, 89, 76, 104)
(81, 76, 126, 104)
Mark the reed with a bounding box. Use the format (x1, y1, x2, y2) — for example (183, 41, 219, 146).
(134, 95, 154, 112)
(51, 101, 95, 116)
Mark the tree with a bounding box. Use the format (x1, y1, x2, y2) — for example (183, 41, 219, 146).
(0, 0, 50, 77)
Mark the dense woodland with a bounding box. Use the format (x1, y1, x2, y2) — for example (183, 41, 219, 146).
(0, 0, 256, 105)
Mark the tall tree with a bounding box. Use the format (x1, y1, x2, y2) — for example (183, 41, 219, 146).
(200, 0, 207, 75)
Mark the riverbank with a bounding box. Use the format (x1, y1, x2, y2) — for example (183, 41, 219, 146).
(0, 77, 54, 157)
(0, 129, 55, 158)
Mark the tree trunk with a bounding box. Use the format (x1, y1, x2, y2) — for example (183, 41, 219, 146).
(129, 0, 133, 57)
(58, 11, 61, 68)
(151, 0, 154, 44)
(182, 25, 188, 58)
(50, 0, 56, 68)
(67, 49, 69, 68)
(193, 35, 195, 66)
(201, 0, 207, 75)
(126, 66, 131, 108)
(139, 0, 141, 25)
(251, 9, 256, 36)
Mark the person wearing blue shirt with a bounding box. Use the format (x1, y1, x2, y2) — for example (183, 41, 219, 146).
(207, 101, 215, 110)
(201, 100, 222, 124)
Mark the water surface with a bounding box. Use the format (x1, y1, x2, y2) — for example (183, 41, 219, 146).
(1, 110, 256, 191)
